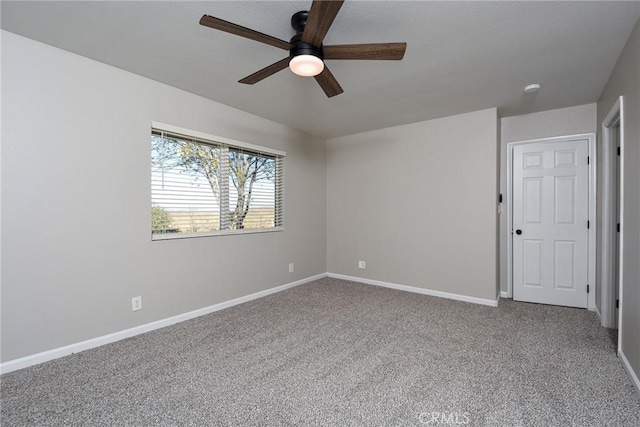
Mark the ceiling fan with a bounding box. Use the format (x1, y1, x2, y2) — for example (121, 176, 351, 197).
(199, 0, 407, 97)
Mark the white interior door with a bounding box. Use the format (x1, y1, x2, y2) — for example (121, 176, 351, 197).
(512, 139, 589, 308)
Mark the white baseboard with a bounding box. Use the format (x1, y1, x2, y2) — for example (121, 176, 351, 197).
(327, 273, 499, 307)
(0, 273, 326, 374)
(619, 349, 640, 395)
(500, 291, 510, 299)
(594, 304, 602, 322)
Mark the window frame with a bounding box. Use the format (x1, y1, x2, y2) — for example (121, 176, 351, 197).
(151, 122, 285, 241)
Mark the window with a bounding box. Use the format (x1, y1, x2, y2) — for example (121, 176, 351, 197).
(151, 124, 284, 239)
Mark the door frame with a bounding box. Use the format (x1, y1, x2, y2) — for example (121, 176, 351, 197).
(600, 96, 624, 331)
(506, 133, 596, 310)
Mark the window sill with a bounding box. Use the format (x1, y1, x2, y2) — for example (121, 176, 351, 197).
(151, 227, 284, 241)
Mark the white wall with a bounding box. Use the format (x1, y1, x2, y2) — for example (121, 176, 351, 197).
(597, 18, 640, 387)
(501, 104, 597, 144)
(499, 104, 597, 294)
(1, 32, 327, 362)
(326, 109, 499, 301)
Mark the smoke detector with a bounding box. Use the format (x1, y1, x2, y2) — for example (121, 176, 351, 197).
(524, 83, 541, 93)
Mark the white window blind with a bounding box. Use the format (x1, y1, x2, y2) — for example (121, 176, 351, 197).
(151, 127, 284, 240)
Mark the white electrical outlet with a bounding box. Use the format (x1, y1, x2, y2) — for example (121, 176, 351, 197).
(289, 263, 294, 273)
(131, 296, 142, 312)
(358, 260, 366, 269)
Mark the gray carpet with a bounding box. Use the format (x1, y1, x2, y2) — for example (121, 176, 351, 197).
(1, 277, 639, 426)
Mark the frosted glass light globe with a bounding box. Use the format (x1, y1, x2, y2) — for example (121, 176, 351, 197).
(289, 55, 325, 77)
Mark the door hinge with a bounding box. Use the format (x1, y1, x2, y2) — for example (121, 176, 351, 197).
(587, 220, 590, 229)
(616, 299, 619, 309)
(587, 156, 590, 164)
(617, 223, 621, 233)
(587, 284, 590, 294)
(617, 146, 621, 156)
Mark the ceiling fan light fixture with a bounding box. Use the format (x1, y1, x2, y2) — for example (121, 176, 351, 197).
(289, 54, 324, 77)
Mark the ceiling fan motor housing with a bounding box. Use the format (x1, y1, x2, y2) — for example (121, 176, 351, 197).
(289, 11, 323, 61)
(289, 33, 323, 61)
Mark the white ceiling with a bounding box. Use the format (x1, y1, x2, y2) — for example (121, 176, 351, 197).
(2, 1, 639, 138)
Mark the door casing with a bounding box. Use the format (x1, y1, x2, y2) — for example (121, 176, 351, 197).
(600, 96, 624, 333)
(506, 133, 596, 311)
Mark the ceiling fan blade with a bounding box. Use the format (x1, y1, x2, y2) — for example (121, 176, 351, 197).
(200, 15, 291, 50)
(323, 43, 407, 60)
(302, 0, 345, 46)
(314, 66, 343, 97)
(238, 58, 291, 84)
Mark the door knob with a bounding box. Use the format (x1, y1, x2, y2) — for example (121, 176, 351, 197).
(515, 229, 522, 235)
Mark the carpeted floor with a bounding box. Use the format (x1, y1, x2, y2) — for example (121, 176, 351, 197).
(1, 277, 639, 426)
